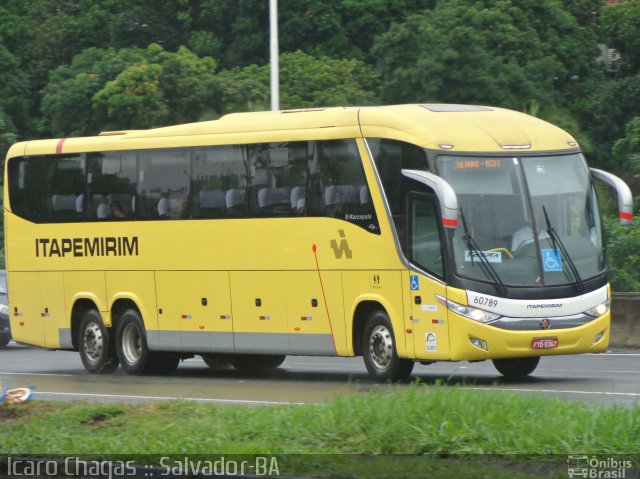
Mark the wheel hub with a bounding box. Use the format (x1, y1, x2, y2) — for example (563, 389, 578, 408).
(121, 323, 142, 364)
(369, 325, 393, 369)
(82, 322, 103, 364)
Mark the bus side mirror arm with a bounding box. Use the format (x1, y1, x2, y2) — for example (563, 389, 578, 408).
(590, 168, 634, 226)
(401, 169, 459, 229)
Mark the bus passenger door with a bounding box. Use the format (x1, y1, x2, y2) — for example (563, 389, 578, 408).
(405, 271, 449, 360)
(7, 272, 44, 346)
(406, 193, 451, 360)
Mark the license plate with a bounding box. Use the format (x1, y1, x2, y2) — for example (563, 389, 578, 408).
(532, 337, 558, 349)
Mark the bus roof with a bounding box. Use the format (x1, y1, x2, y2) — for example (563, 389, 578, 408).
(8, 104, 577, 158)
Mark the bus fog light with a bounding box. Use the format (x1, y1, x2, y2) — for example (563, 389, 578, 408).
(469, 336, 488, 351)
(592, 331, 605, 345)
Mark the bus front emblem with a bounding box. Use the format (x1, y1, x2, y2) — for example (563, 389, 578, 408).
(539, 319, 551, 330)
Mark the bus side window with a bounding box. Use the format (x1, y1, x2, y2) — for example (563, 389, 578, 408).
(88, 151, 137, 220)
(192, 145, 248, 219)
(46, 154, 85, 222)
(409, 194, 444, 279)
(138, 149, 190, 220)
(312, 139, 366, 217)
(247, 141, 309, 217)
(7, 156, 46, 223)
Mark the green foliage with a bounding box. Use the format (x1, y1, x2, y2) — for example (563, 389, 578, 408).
(604, 217, 640, 292)
(218, 51, 380, 113)
(600, 0, 640, 75)
(612, 116, 640, 184)
(42, 44, 219, 134)
(0, 108, 17, 165)
(372, 0, 598, 109)
(1, 388, 639, 456)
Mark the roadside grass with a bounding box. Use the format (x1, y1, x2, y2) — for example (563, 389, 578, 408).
(1, 385, 638, 477)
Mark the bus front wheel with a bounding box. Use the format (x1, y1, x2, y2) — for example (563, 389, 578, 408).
(492, 356, 540, 379)
(116, 309, 155, 375)
(362, 310, 414, 382)
(78, 309, 119, 374)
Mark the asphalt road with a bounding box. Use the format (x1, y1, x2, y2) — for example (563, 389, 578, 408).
(1, 342, 638, 407)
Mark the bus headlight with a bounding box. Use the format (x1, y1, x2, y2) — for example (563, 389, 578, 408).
(584, 300, 610, 318)
(436, 295, 501, 323)
(0, 304, 8, 316)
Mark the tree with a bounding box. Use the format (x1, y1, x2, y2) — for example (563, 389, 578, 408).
(42, 44, 220, 135)
(372, 0, 598, 110)
(612, 116, 640, 194)
(0, 42, 29, 135)
(216, 51, 380, 114)
(574, 76, 640, 170)
(599, 0, 640, 75)
(0, 108, 17, 164)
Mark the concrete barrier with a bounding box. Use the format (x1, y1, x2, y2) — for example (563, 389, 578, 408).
(610, 292, 640, 349)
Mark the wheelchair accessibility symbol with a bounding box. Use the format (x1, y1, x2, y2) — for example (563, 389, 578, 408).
(410, 275, 420, 291)
(542, 249, 563, 272)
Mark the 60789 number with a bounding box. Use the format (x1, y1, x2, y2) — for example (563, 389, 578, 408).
(473, 296, 499, 308)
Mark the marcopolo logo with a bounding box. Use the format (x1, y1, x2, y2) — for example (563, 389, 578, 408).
(330, 230, 352, 260)
(567, 455, 633, 478)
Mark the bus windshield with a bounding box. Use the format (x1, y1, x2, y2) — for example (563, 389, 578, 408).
(436, 153, 605, 287)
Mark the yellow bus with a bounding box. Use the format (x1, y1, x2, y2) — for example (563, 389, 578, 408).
(4, 104, 633, 381)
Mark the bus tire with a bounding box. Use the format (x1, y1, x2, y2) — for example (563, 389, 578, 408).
(116, 309, 155, 375)
(201, 354, 230, 370)
(229, 354, 286, 372)
(78, 309, 119, 374)
(362, 310, 414, 382)
(151, 353, 181, 374)
(492, 356, 540, 379)
(0, 335, 10, 348)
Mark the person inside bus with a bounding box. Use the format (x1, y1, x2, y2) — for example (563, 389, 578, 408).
(511, 209, 550, 252)
(109, 200, 127, 218)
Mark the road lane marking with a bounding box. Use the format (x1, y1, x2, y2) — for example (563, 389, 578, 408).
(0, 371, 74, 377)
(467, 387, 640, 398)
(33, 391, 306, 405)
(600, 353, 640, 356)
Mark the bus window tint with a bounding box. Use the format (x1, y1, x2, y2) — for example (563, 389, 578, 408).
(248, 142, 308, 217)
(87, 152, 137, 220)
(410, 195, 443, 278)
(192, 145, 247, 219)
(46, 155, 85, 222)
(138, 149, 190, 219)
(307, 139, 378, 231)
(368, 139, 429, 214)
(8, 156, 46, 223)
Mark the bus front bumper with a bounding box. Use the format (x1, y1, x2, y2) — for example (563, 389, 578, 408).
(448, 311, 610, 361)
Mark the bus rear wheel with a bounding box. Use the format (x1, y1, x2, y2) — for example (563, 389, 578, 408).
(78, 309, 119, 374)
(229, 354, 286, 372)
(362, 310, 414, 382)
(116, 309, 156, 375)
(492, 356, 540, 379)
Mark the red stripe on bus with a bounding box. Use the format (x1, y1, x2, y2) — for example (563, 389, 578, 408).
(56, 138, 66, 154)
(442, 218, 458, 227)
(620, 211, 633, 221)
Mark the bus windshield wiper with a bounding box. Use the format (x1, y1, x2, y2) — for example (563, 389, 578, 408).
(542, 206, 585, 292)
(460, 208, 507, 295)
